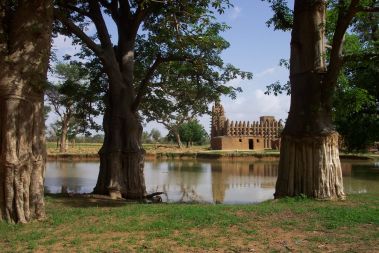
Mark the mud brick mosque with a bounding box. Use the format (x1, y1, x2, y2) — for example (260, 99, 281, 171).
(210, 102, 283, 150)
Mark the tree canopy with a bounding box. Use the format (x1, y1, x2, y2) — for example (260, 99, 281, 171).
(52, 0, 251, 198)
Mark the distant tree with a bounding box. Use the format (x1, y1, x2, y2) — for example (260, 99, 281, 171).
(150, 129, 162, 144)
(46, 62, 105, 152)
(44, 105, 52, 122)
(88, 134, 105, 143)
(141, 59, 250, 149)
(179, 120, 208, 147)
(141, 131, 151, 144)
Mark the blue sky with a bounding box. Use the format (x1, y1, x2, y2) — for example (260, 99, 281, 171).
(50, 1, 294, 135)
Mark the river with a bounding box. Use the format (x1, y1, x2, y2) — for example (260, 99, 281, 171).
(45, 159, 379, 204)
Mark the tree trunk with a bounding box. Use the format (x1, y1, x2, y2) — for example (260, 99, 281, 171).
(274, 0, 344, 200)
(174, 131, 183, 148)
(94, 94, 146, 199)
(93, 43, 146, 199)
(59, 116, 69, 153)
(0, 0, 53, 223)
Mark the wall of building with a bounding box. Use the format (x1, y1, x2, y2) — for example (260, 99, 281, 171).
(211, 102, 282, 150)
(211, 136, 265, 150)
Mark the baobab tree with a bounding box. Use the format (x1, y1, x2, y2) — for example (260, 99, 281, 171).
(54, 0, 247, 199)
(0, 0, 53, 223)
(271, 0, 378, 199)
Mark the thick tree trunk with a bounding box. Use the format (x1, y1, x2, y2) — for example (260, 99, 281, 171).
(0, 0, 52, 223)
(93, 43, 146, 199)
(275, 132, 344, 199)
(274, 0, 344, 199)
(93, 96, 146, 199)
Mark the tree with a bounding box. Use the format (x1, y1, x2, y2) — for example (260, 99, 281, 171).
(333, 11, 379, 151)
(140, 43, 250, 149)
(141, 131, 151, 144)
(46, 62, 105, 152)
(0, 0, 53, 223)
(54, 0, 247, 199)
(179, 120, 208, 147)
(266, 0, 378, 199)
(149, 129, 161, 144)
(265, 2, 379, 152)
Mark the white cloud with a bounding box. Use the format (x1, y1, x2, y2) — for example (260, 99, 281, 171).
(195, 89, 289, 134)
(255, 67, 276, 78)
(205, 88, 289, 129)
(52, 34, 80, 60)
(226, 76, 243, 88)
(229, 6, 241, 20)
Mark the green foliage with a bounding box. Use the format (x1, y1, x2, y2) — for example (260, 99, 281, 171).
(262, 0, 293, 31)
(178, 120, 209, 146)
(150, 128, 162, 143)
(137, 1, 252, 130)
(47, 61, 106, 137)
(333, 8, 379, 151)
(54, 0, 251, 137)
(264, 1, 379, 150)
(142, 131, 152, 144)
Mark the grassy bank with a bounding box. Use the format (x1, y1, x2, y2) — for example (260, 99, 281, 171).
(0, 194, 378, 252)
(47, 142, 379, 161)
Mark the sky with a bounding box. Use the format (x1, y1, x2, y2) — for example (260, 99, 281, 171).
(49, 1, 294, 136)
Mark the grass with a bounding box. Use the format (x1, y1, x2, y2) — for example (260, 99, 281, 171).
(0, 193, 378, 252)
(47, 142, 378, 161)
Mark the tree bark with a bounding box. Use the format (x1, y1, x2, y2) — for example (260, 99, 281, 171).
(274, 0, 345, 200)
(174, 131, 183, 148)
(59, 115, 69, 153)
(93, 42, 146, 199)
(94, 102, 146, 199)
(0, 0, 52, 223)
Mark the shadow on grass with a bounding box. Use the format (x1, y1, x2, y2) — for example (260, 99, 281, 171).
(45, 193, 138, 208)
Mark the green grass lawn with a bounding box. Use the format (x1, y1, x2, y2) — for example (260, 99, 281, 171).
(1, 194, 378, 252)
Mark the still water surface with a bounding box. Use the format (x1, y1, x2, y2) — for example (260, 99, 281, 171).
(45, 160, 379, 204)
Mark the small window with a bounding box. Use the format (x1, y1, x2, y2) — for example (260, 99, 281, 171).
(257, 139, 260, 143)
(239, 139, 242, 142)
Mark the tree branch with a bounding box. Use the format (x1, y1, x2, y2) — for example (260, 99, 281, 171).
(119, 0, 132, 20)
(54, 8, 103, 56)
(88, 0, 113, 49)
(61, 3, 91, 18)
(342, 52, 379, 64)
(132, 0, 165, 33)
(99, 0, 120, 25)
(327, 0, 360, 85)
(357, 6, 379, 13)
(132, 55, 194, 111)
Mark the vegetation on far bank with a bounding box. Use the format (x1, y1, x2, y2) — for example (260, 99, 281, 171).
(46, 142, 379, 160)
(0, 193, 378, 252)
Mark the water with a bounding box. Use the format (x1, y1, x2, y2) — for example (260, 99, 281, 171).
(45, 159, 379, 204)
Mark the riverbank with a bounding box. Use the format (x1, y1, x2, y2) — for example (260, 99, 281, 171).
(1, 193, 378, 252)
(47, 143, 379, 161)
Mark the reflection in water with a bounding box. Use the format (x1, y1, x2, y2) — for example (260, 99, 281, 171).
(46, 159, 379, 204)
(45, 161, 99, 194)
(210, 162, 278, 203)
(341, 161, 379, 194)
